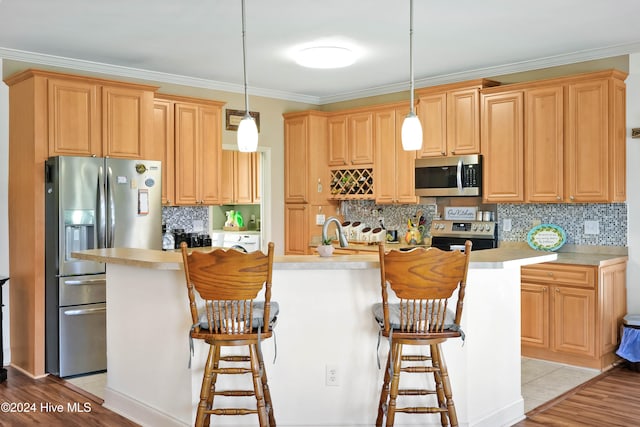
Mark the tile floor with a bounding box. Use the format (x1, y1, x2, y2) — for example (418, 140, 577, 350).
(521, 357, 599, 413)
(67, 372, 107, 400)
(66, 358, 600, 413)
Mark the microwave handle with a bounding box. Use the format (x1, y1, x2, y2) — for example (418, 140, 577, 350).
(456, 159, 463, 192)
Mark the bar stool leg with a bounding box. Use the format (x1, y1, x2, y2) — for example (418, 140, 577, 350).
(436, 343, 458, 427)
(386, 342, 403, 427)
(376, 350, 392, 426)
(249, 343, 269, 426)
(196, 344, 217, 427)
(257, 344, 276, 426)
(430, 343, 448, 426)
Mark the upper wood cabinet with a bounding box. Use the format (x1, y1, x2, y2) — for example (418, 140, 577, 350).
(481, 69, 627, 203)
(480, 90, 525, 203)
(4, 70, 158, 160)
(284, 111, 331, 204)
(374, 104, 418, 205)
(152, 99, 175, 205)
(221, 150, 260, 204)
(328, 111, 374, 166)
(416, 79, 499, 158)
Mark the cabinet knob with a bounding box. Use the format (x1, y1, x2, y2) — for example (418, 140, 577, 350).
(441, 151, 446, 156)
(556, 196, 561, 200)
(570, 196, 575, 201)
(450, 150, 456, 155)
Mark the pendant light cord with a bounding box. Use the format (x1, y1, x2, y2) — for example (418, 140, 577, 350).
(241, 0, 250, 117)
(409, 0, 415, 115)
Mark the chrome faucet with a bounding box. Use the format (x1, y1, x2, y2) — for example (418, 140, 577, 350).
(322, 216, 348, 247)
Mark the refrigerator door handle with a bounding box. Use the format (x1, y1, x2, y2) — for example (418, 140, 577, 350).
(107, 166, 116, 248)
(96, 165, 106, 248)
(63, 307, 107, 316)
(65, 278, 107, 286)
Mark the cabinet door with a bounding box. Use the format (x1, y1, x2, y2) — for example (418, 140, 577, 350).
(199, 105, 222, 205)
(284, 116, 309, 203)
(525, 86, 564, 202)
(394, 106, 418, 204)
(416, 93, 447, 157)
(220, 150, 235, 204)
(328, 115, 348, 166)
(566, 79, 609, 202)
(447, 88, 481, 155)
(284, 204, 308, 255)
(521, 283, 549, 349)
(252, 152, 261, 204)
(481, 91, 524, 202)
(348, 112, 374, 165)
(553, 286, 595, 356)
(153, 99, 175, 205)
(600, 262, 627, 354)
(374, 109, 396, 204)
(174, 103, 199, 205)
(47, 78, 101, 157)
(102, 85, 153, 159)
(234, 151, 254, 204)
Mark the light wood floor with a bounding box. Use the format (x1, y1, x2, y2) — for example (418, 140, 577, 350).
(1, 364, 639, 426)
(514, 363, 640, 426)
(0, 367, 139, 426)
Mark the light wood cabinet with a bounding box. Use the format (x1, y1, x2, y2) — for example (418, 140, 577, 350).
(174, 101, 224, 205)
(44, 73, 156, 159)
(221, 150, 259, 204)
(284, 204, 308, 255)
(416, 79, 499, 158)
(3, 69, 158, 376)
(521, 260, 627, 370)
(525, 85, 564, 202)
(328, 111, 374, 166)
(482, 70, 626, 203)
(374, 105, 418, 205)
(480, 90, 525, 202)
(153, 99, 175, 205)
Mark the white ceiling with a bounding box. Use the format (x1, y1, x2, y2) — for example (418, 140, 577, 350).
(1, 0, 640, 104)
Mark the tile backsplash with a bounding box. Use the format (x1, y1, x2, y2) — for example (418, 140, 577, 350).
(497, 203, 627, 246)
(162, 206, 209, 233)
(341, 200, 627, 247)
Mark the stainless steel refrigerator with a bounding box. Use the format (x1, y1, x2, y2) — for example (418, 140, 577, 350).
(45, 155, 162, 377)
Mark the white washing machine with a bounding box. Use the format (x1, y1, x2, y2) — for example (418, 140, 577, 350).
(222, 233, 260, 253)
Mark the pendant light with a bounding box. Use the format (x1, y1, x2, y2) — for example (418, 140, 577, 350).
(401, 0, 423, 151)
(237, 0, 258, 152)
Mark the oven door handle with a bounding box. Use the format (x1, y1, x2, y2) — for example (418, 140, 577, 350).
(449, 244, 466, 252)
(456, 159, 463, 192)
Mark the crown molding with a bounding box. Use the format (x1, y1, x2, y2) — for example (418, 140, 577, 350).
(0, 47, 321, 105)
(3, 41, 640, 106)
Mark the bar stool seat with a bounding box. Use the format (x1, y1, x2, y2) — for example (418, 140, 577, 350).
(373, 241, 471, 427)
(182, 242, 277, 427)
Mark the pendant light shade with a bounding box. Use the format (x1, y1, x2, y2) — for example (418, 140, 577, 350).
(401, 111, 423, 150)
(237, 113, 259, 152)
(401, 0, 422, 151)
(237, 0, 258, 152)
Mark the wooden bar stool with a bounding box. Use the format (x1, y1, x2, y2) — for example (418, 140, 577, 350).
(181, 242, 277, 427)
(373, 241, 471, 427)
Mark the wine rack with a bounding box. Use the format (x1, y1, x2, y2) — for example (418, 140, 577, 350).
(329, 168, 374, 199)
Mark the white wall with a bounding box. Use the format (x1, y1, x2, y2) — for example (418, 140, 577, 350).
(626, 53, 640, 314)
(0, 58, 10, 365)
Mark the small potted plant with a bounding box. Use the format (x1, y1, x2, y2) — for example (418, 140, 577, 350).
(316, 237, 335, 257)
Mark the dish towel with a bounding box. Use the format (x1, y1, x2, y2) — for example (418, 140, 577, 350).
(616, 326, 640, 362)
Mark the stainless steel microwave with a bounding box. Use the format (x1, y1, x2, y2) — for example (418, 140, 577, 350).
(414, 154, 482, 197)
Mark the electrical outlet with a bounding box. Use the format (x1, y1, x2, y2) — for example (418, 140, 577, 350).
(316, 214, 326, 225)
(503, 218, 512, 232)
(584, 220, 600, 235)
(326, 364, 339, 386)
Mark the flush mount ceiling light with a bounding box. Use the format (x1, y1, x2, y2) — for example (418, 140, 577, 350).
(237, 0, 258, 152)
(401, 0, 423, 151)
(295, 46, 356, 69)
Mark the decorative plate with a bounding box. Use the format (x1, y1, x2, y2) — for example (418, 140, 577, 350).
(527, 224, 567, 251)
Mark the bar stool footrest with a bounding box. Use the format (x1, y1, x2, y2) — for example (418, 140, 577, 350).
(213, 390, 256, 397)
(397, 406, 448, 414)
(398, 388, 437, 396)
(206, 408, 258, 416)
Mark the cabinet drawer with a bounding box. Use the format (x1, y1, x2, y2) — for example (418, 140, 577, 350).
(521, 263, 596, 289)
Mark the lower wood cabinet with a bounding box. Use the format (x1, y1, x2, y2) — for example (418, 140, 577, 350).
(284, 203, 339, 255)
(521, 260, 627, 370)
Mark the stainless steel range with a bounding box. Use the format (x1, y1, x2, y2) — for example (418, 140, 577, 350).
(430, 220, 498, 251)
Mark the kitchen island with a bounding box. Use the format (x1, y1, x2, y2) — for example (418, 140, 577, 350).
(72, 247, 556, 427)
